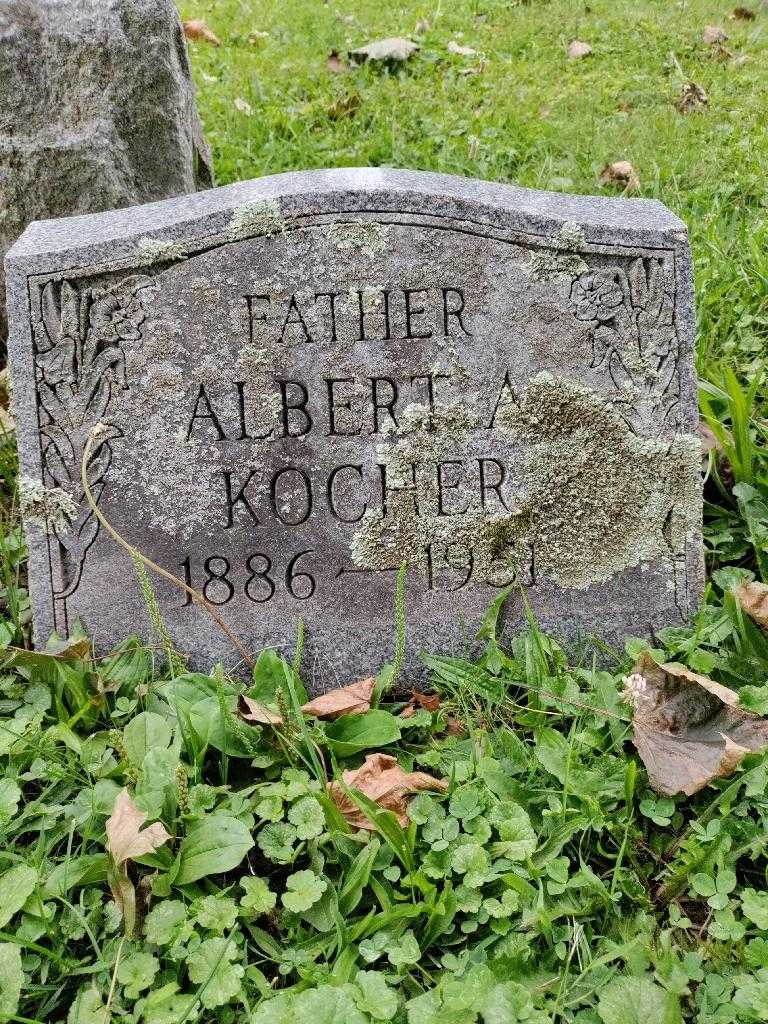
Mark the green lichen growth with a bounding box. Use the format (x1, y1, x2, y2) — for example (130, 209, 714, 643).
(523, 222, 588, 282)
(136, 237, 187, 265)
(228, 198, 285, 241)
(329, 219, 388, 258)
(18, 476, 77, 535)
(351, 373, 701, 594)
(497, 373, 701, 588)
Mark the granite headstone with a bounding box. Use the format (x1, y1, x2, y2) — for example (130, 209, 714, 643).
(6, 168, 703, 682)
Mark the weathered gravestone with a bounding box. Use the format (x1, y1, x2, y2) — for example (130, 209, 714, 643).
(6, 168, 703, 682)
(0, 0, 212, 347)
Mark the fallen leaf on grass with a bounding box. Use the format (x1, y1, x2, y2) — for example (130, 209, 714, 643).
(731, 6, 755, 19)
(568, 40, 592, 59)
(327, 93, 361, 119)
(328, 753, 447, 828)
(415, 18, 430, 35)
(302, 676, 375, 719)
(238, 696, 283, 724)
(628, 652, 768, 796)
(248, 30, 270, 44)
(703, 25, 728, 45)
(350, 37, 419, 64)
(448, 40, 478, 56)
(675, 81, 708, 113)
(735, 580, 768, 629)
(106, 790, 170, 868)
(599, 160, 640, 192)
(327, 50, 349, 73)
(239, 676, 376, 725)
(401, 690, 441, 717)
(234, 97, 253, 116)
(183, 20, 221, 46)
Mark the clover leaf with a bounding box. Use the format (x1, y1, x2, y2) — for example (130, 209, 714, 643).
(287, 796, 325, 840)
(117, 951, 159, 1000)
(258, 821, 298, 863)
(240, 876, 277, 915)
(186, 938, 244, 1009)
(742, 888, 768, 930)
(282, 870, 327, 913)
(194, 895, 238, 933)
(386, 930, 420, 969)
(354, 970, 399, 1020)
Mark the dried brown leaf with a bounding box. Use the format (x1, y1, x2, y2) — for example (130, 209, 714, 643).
(183, 19, 221, 46)
(568, 40, 592, 59)
(350, 37, 419, 64)
(328, 753, 447, 829)
(238, 695, 283, 725)
(675, 81, 708, 114)
(327, 50, 349, 73)
(630, 651, 768, 796)
(732, 6, 756, 20)
(106, 789, 170, 868)
(413, 690, 441, 712)
(599, 160, 640, 193)
(444, 717, 467, 737)
(703, 24, 728, 45)
(301, 676, 375, 719)
(327, 93, 361, 119)
(735, 580, 768, 629)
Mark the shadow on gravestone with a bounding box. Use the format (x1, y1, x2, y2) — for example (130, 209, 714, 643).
(0, 0, 213, 354)
(5, 168, 704, 688)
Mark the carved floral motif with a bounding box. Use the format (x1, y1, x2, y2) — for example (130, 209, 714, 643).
(33, 274, 155, 615)
(570, 257, 679, 436)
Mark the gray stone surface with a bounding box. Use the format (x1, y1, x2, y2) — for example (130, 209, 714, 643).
(0, 0, 212, 346)
(6, 168, 703, 684)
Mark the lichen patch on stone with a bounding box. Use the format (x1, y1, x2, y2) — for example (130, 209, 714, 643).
(228, 198, 285, 242)
(19, 476, 77, 535)
(329, 219, 388, 258)
(136, 237, 187, 265)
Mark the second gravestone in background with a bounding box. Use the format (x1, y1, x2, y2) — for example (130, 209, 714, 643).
(6, 168, 703, 683)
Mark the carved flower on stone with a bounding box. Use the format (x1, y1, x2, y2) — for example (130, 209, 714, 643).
(89, 287, 146, 343)
(570, 270, 626, 322)
(37, 336, 77, 385)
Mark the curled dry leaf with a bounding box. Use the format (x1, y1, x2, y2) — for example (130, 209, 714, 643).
(238, 676, 376, 726)
(568, 40, 592, 59)
(448, 40, 478, 56)
(732, 6, 756, 20)
(106, 789, 170, 868)
(734, 580, 768, 630)
(328, 753, 447, 829)
(675, 81, 708, 114)
(703, 25, 728, 45)
(415, 18, 430, 35)
(302, 676, 375, 719)
(599, 160, 640, 193)
(238, 696, 283, 725)
(182, 19, 221, 46)
(399, 689, 440, 718)
(350, 37, 420, 64)
(327, 93, 362, 119)
(630, 652, 768, 796)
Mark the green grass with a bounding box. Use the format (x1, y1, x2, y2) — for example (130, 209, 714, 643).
(178, 0, 768, 374)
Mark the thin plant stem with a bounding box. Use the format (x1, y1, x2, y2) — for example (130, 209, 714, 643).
(81, 426, 253, 668)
